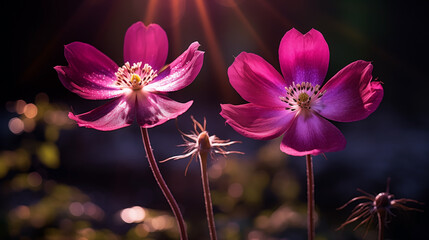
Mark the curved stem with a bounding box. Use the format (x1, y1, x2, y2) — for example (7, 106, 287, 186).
(199, 153, 218, 240)
(377, 211, 385, 240)
(140, 127, 188, 240)
(306, 154, 315, 240)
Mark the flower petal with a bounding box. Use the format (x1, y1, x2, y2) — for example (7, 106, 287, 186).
(280, 112, 346, 156)
(69, 95, 135, 131)
(144, 42, 204, 92)
(123, 22, 168, 71)
(313, 60, 383, 122)
(220, 103, 295, 140)
(135, 93, 193, 128)
(55, 42, 123, 100)
(228, 52, 287, 107)
(279, 28, 329, 87)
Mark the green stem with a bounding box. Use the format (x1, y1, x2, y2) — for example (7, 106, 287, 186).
(140, 127, 188, 240)
(199, 153, 218, 240)
(306, 154, 315, 240)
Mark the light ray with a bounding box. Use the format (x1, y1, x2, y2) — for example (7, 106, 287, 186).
(144, 0, 158, 24)
(194, 0, 233, 100)
(228, 0, 274, 62)
(170, 0, 182, 56)
(254, 0, 293, 27)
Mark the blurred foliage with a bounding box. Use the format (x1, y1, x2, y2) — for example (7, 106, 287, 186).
(206, 138, 308, 240)
(2, 93, 73, 175)
(1, 94, 422, 240)
(0, 93, 310, 240)
(1, 94, 180, 240)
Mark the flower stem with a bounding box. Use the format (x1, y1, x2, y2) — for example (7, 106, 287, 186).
(140, 127, 188, 240)
(306, 154, 315, 240)
(377, 211, 385, 240)
(199, 152, 218, 240)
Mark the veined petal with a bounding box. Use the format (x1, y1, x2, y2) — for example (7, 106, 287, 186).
(280, 112, 346, 156)
(144, 42, 204, 92)
(55, 42, 123, 100)
(220, 103, 295, 140)
(279, 28, 329, 87)
(228, 52, 287, 107)
(135, 93, 193, 128)
(123, 22, 168, 71)
(69, 95, 135, 131)
(313, 61, 383, 122)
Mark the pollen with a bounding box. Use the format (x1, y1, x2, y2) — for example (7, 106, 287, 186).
(298, 92, 309, 102)
(279, 82, 326, 112)
(130, 74, 142, 86)
(115, 62, 158, 90)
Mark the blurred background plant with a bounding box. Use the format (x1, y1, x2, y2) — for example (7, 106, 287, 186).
(1, 0, 428, 239)
(0, 95, 310, 239)
(1, 95, 182, 239)
(1, 95, 424, 239)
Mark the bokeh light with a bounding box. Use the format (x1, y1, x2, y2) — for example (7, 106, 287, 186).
(120, 206, 146, 224)
(15, 100, 26, 114)
(22, 118, 36, 133)
(23, 103, 38, 118)
(228, 182, 243, 198)
(69, 202, 85, 217)
(27, 172, 42, 187)
(8, 117, 24, 134)
(15, 205, 31, 220)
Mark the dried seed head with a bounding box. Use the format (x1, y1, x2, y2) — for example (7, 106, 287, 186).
(374, 192, 392, 211)
(161, 116, 243, 175)
(197, 131, 211, 155)
(337, 178, 423, 236)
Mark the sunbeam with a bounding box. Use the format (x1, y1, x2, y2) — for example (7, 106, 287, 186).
(171, 0, 182, 56)
(194, 0, 234, 100)
(255, 0, 293, 27)
(228, 0, 274, 62)
(144, 0, 158, 24)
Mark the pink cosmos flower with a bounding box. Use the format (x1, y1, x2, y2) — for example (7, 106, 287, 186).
(55, 22, 204, 130)
(220, 28, 383, 156)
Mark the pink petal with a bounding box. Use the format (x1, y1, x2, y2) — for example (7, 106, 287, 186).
(55, 42, 123, 100)
(144, 42, 204, 92)
(280, 112, 346, 156)
(228, 52, 287, 107)
(135, 93, 193, 128)
(313, 60, 384, 122)
(69, 95, 135, 131)
(279, 28, 329, 87)
(123, 22, 168, 71)
(220, 103, 295, 140)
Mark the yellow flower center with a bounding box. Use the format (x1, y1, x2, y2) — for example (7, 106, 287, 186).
(115, 62, 158, 90)
(298, 92, 309, 102)
(280, 82, 326, 112)
(130, 74, 142, 87)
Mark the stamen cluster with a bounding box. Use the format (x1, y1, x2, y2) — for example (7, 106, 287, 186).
(115, 62, 158, 90)
(279, 82, 326, 112)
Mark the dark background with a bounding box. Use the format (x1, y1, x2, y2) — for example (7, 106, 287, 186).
(1, 0, 428, 239)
